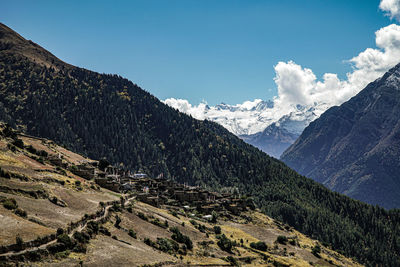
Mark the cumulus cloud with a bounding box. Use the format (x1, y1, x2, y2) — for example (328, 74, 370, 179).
(272, 24, 400, 110)
(164, 23, 400, 136)
(380, 0, 400, 20)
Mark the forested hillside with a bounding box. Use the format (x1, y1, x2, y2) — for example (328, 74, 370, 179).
(0, 23, 399, 266)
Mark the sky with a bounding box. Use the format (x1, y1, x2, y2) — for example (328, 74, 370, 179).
(1, 0, 395, 106)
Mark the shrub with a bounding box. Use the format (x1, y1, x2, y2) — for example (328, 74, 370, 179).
(171, 210, 178, 218)
(311, 244, 321, 258)
(0, 167, 10, 178)
(55, 250, 70, 259)
(12, 138, 24, 148)
(151, 218, 167, 228)
(250, 241, 268, 251)
(99, 226, 111, 236)
(115, 215, 121, 228)
(138, 212, 148, 221)
(73, 242, 87, 253)
(144, 237, 157, 248)
(75, 180, 81, 186)
(225, 255, 239, 266)
(211, 211, 218, 223)
(73, 231, 90, 244)
(57, 234, 74, 248)
(3, 198, 17, 210)
(276, 235, 288, 245)
(27, 145, 37, 154)
(7, 143, 16, 152)
(217, 234, 234, 253)
(16, 234, 23, 247)
(14, 208, 27, 217)
(128, 229, 137, 239)
(86, 221, 99, 236)
(111, 202, 121, 212)
(170, 227, 193, 250)
(157, 238, 179, 253)
(26, 250, 41, 261)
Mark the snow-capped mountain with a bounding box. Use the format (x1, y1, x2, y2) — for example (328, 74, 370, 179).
(163, 98, 330, 157)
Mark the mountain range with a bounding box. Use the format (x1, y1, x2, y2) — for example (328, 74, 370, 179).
(164, 98, 327, 158)
(281, 63, 400, 209)
(0, 22, 399, 266)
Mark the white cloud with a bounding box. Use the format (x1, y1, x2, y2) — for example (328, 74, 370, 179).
(273, 24, 400, 111)
(163, 24, 400, 136)
(380, 0, 400, 20)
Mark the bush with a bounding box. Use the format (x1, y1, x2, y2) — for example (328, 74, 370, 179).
(171, 210, 178, 218)
(75, 180, 81, 186)
(86, 221, 99, 236)
(73, 242, 87, 253)
(150, 218, 168, 229)
(3, 198, 17, 210)
(27, 145, 37, 154)
(170, 227, 193, 250)
(14, 208, 27, 217)
(57, 234, 74, 248)
(196, 224, 206, 233)
(276, 235, 288, 245)
(73, 231, 90, 244)
(250, 241, 268, 251)
(144, 237, 157, 248)
(26, 250, 41, 261)
(111, 202, 121, 212)
(12, 138, 24, 149)
(211, 211, 218, 223)
(138, 212, 148, 221)
(217, 234, 234, 253)
(225, 255, 239, 266)
(56, 228, 64, 236)
(16, 234, 23, 247)
(7, 143, 16, 152)
(311, 244, 321, 258)
(0, 167, 10, 178)
(99, 226, 111, 236)
(55, 250, 70, 259)
(128, 229, 137, 239)
(115, 215, 121, 228)
(157, 238, 179, 253)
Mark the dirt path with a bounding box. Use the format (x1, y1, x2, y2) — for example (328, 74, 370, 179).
(0, 195, 135, 257)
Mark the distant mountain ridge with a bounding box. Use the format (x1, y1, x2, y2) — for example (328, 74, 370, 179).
(165, 98, 326, 157)
(281, 62, 400, 209)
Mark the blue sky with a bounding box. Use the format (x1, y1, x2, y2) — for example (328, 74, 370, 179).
(1, 0, 392, 105)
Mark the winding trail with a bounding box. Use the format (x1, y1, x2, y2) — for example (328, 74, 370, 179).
(0, 195, 135, 258)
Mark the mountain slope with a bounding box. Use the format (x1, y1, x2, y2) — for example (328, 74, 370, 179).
(0, 126, 361, 266)
(281, 63, 400, 209)
(240, 123, 299, 158)
(0, 23, 399, 266)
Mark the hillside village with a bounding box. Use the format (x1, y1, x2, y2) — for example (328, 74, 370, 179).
(58, 155, 255, 219)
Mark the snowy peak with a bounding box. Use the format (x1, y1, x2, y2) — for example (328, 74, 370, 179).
(163, 98, 327, 137)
